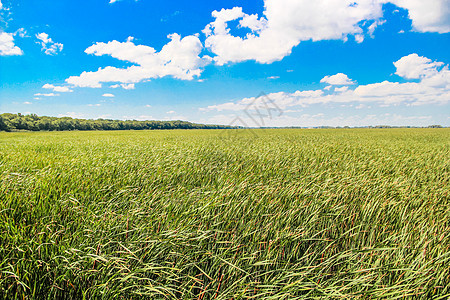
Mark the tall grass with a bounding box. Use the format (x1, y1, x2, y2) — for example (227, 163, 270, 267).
(0, 128, 449, 299)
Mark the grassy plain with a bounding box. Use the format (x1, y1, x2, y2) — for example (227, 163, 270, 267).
(0, 128, 449, 299)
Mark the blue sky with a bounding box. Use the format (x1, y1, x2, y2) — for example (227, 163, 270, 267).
(0, 0, 449, 127)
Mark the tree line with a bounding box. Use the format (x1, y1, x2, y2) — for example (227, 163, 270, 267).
(0, 113, 233, 132)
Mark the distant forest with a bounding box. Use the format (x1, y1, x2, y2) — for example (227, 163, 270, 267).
(0, 113, 233, 132)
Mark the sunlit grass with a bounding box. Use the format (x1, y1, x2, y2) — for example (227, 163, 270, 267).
(1, 128, 449, 299)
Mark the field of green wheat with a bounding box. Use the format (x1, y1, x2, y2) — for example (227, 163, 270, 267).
(0, 128, 449, 299)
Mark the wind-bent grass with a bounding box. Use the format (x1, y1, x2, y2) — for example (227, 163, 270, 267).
(0, 128, 449, 299)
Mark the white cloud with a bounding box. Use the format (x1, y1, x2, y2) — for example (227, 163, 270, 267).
(23, 101, 32, 105)
(394, 53, 444, 79)
(0, 32, 23, 56)
(202, 1, 449, 65)
(335, 86, 349, 92)
(268, 76, 279, 80)
(240, 13, 268, 33)
(388, 0, 450, 33)
(166, 110, 176, 114)
(293, 90, 325, 98)
(203, 7, 247, 36)
(36, 32, 63, 55)
(145, 104, 152, 108)
(202, 54, 450, 113)
(0, 1, 2, 10)
(66, 34, 210, 88)
(321, 73, 355, 85)
(42, 83, 73, 92)
(63, 1, 450, 90)
(111, 83, 135, 89)
(102, 93, 115, 97)
(203, 1, 385, 64)
(201, 90, 324, 112)
(354, 34, 365, 43)
(88, 104, 101, 107)
(15, 28, 28, 38)
(368, 20, 386, 36)
(34, 93, 59, 97)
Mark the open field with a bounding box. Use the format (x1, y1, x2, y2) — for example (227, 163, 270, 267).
(0, 128, 449, 299)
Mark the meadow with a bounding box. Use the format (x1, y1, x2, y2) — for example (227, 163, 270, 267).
(0, 128, 449, 299)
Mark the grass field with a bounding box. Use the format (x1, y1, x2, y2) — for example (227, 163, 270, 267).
(0, 128, 449, 299)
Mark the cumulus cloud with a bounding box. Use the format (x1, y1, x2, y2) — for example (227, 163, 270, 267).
(202, 0, 449, 65)
(60, 1, 450, 90)
(0, 4, 25, 56)
(394, 53, 444, 79)
(36, 33, 63, 55)
(388, 0, 450, 33)
(202, 54, 450, 113)
(66, 34, 210, 88)
(42, 83, 73, 92)
(321, 73, 356, 85)
(0, 32, 23, 56)
(102, 93, 115, 97)
(203, 1, 385, 64)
